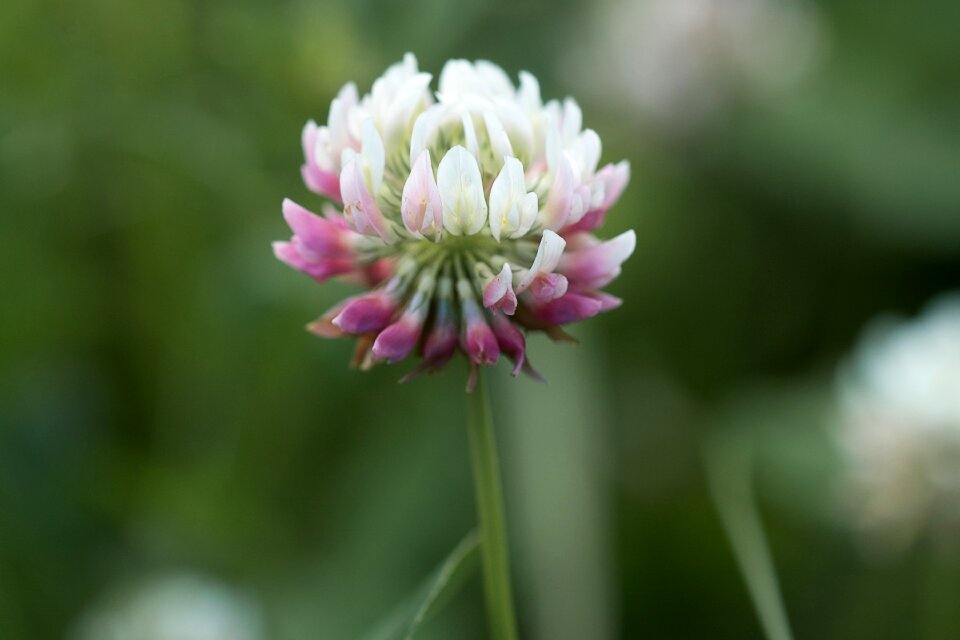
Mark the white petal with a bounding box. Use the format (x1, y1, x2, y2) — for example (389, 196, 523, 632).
(518, 71, 542, 111)
(339, 146, 356, 172)
(608, 230, 637, 264)
(313, 126, 336, 171)
(337, 81, 359, 107)
(475, 60, 514, 97)
(438, 59, 473, 99)
(383, 72, 432, 141)
(575, 129, 601, 177)
(459, 108, 480, 160)
(327, 97, 349, 147)
(437, 146, 487, 236)
(562, 97, 582, 143)
(518, 230, 567, 290)
(483, 111, 514, 163)
(361, 119, 384, 194)
(488, 162, 511, 242)
(513, 191, 539, 239)
(537, 229, 567, 273)
(495, 101, 534, 158)
(409, 106, 441, 165)
(545, 125, 561, 175)
(541, 151, 576, 230)
(488, 157, 530, 241)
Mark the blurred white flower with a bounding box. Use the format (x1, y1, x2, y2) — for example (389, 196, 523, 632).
(72, 573, 264, 640)
(837, 295, 960, 552)
(569, 0, 824, 131)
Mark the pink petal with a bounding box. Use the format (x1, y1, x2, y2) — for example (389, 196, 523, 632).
(461, 300, 500, 365)
(559, 230, 636, 288)
(332, 291, 398, 334)
(530, 292, 604, 325)
(340, 157, 394, 243)
(490, 313, 525, 376)
(526, 272, 568, 302)
(301, 165, 342, 202)
(401, 150, 443, 238)
(399, 307, 458, 383)
(542, 152, 576, 230)
(372, 313, 424, 363)
(282, 199, 355, 258)
(272, 241, 356, 283)
(562, 161, 629, 234)
(482, 264, 518, 315)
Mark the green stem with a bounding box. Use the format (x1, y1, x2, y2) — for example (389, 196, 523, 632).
(920, 546, 960, 640)
(467, 370, 520, 640)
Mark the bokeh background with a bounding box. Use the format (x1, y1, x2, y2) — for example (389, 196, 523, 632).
(2, 0, 959, 637)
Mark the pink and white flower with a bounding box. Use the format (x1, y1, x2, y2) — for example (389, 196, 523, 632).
(275, 55, 636, 388)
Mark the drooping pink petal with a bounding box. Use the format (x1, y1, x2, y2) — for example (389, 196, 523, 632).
(332, 290, 399, 334)
(272, 241, 357, 283)
(282, 199, 356, 259)
(559, 230, 636, 288)
(482, 263, 518, 315)
(461, 299, 500, 366)
(422, 321, 458, 366)
(529, 292, 604, 325)
(372, 312, 424, 363)
(489, 313, 526, 377)
(399, 297, 459, 383)
(580, 290, 622, 312)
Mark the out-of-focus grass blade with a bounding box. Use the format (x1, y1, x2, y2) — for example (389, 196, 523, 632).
(704, 434, 794, 640)
(361, 529, 480, 640)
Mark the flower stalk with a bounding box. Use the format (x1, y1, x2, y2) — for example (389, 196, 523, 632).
(467, 370, 519, 640)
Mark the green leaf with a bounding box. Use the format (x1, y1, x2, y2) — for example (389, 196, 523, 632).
(361, 530, 480, 640)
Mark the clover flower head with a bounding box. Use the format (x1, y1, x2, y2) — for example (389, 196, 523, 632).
(837, 295, 960, 551)
(275, 54, 635, 389)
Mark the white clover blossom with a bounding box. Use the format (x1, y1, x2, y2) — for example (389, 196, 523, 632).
(569, 0, 823, 130)
(71, 573, 264, 640)
(275, 54, 634, 388)
(837, 295, 960, 551)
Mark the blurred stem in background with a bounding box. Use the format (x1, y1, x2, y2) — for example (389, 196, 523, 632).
(502, 333, 616, 640)
(920, 547, 960, 640)
(467, 370, 519, 640)
(705, 434, 793, 640)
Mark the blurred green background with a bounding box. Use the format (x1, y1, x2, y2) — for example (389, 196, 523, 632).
(2, 0, 959, 637)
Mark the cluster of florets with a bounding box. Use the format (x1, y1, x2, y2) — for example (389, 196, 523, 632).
(274, 54, 634, 388)
(837, 295, 960, 550)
